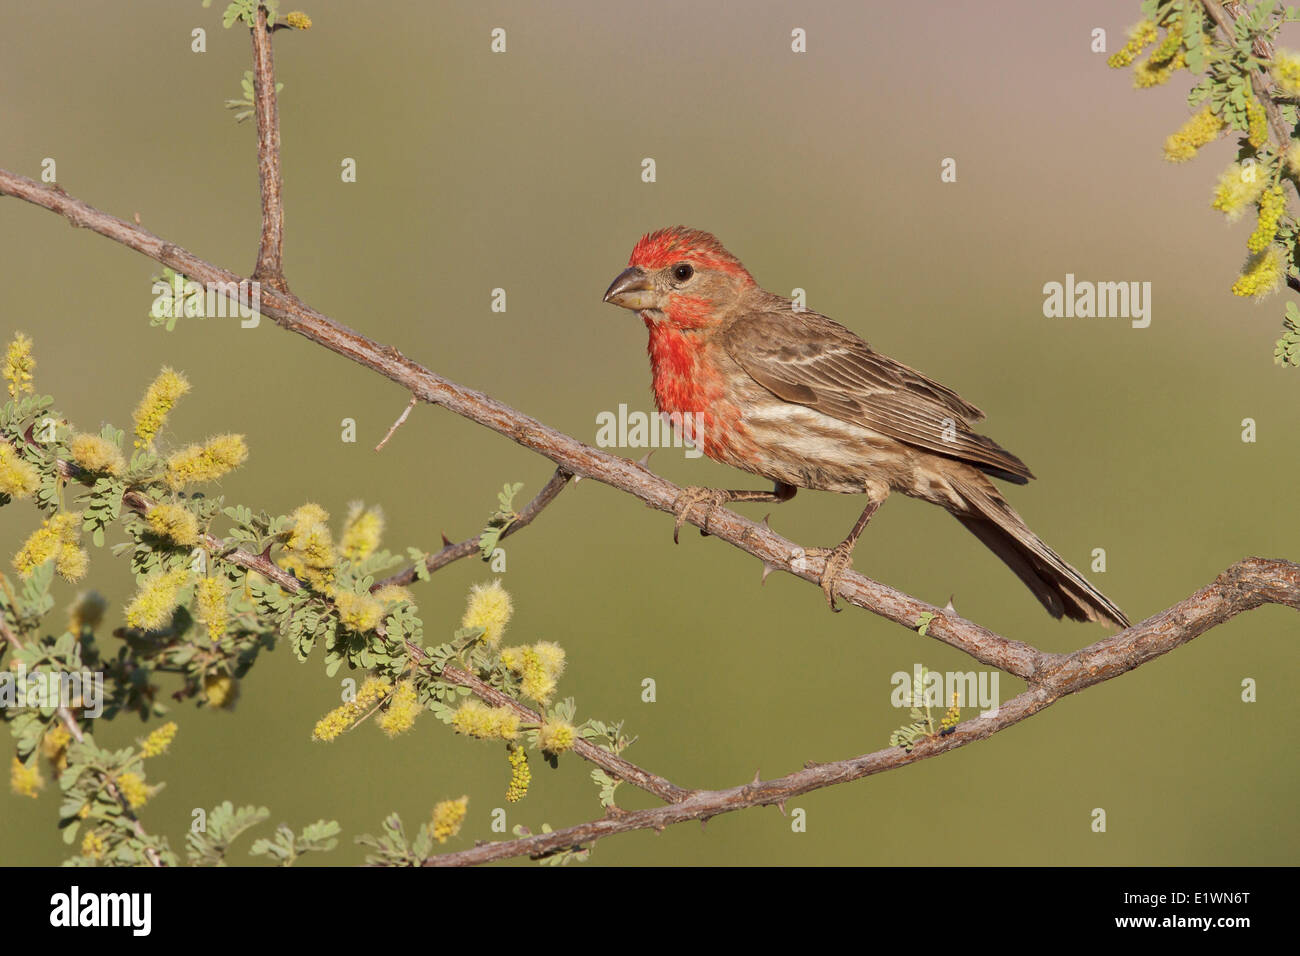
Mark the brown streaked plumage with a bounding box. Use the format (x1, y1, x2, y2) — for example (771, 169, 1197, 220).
(604, 226, 1129, 627)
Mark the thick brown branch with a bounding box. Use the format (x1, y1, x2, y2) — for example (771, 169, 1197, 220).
(249, 5, 287, 291)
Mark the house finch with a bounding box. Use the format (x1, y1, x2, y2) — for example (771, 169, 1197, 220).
(603, 226, 1129, 627)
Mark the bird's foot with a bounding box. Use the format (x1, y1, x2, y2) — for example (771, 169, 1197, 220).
(806, 542, 856, 612)
(672, 487, 730, 543)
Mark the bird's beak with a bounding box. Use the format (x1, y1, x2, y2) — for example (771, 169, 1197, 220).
(603, 267, 656, 310)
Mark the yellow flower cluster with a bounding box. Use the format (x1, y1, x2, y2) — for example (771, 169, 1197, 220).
(204, 673, 239, 709)
(506, 746, 530, 803)
(81, 829, 107, 860)
(125, 567, 191, 630)
(146, 502, 200, 546)
(1212, 163, 1268, 220)
(283, 503, 337, 587)
(1107, 20, 1157, 68)
(431, 796, 468, 844)
(1232, 247, 1284, 298)
(499, 641, 565, 705)
(286, 11, 312, 30)
(42, 725, 72, 771)
(3, 333, 35, 399)
(340, 502, 384, 561)
(332, 588, 386, 633)
(1248, 185, 1285, 253)
(132, 368, 190, 448)
(312, 676, 391, 741)
(195, 577, 228, 641)
(940, 692, 961, 734)
(1134, 49, 1185, 88)
(1163, 107, 1223, 163)
(14, 512, 88, 582)
(450, 699, 520, 740)
(462, 580, 512, 646)
(1272, 50, 1300, 96)
(1247, 98, 1268, 149)
(376, 680, 420, 737)
(68, 433, 125, 476)
(0, 443, 40, 499)
(116, 771, 150, 809)
(538, 718, 576, 754)
(140, 721, 178, 758)
(10, 756, 43, 798)
(1286, 142, 1300, 178)
(164, 434, 247, 490)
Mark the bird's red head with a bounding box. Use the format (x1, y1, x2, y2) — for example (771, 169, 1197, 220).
(603, 227, 755, 330)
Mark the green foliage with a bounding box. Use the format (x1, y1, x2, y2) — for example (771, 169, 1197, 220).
(224, 70, 282, 124)
(249, 819, 341, 865)
(889, 665, 937, 752)
(186, 802, 271, 866)
(478, 481, 524, 561)
(1275, 300, 1300, 364)
(355, 812, 433, 867)
(510, 822, 591, 866)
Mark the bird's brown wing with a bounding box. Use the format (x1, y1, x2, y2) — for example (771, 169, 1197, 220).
(720, 309, 1035, 484)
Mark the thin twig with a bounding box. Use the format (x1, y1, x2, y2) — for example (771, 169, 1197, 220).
(375, 395, 418, 451)
(373, 467, 572, 589)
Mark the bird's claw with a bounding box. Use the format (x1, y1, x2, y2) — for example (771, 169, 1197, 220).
(672, 487, 728, 543)
(808, 543, 855, 612)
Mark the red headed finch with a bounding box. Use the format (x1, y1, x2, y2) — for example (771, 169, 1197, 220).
(603, 226, 1129, 626)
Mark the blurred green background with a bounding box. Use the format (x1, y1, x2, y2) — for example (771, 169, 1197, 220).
(1, 0, 1295, 866)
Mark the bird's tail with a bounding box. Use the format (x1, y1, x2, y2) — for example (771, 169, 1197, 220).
(946, 473, 1130, 628)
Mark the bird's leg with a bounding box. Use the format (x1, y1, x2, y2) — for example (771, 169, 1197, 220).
(809, 500, 881, 612)
(672, 482, 796, 543)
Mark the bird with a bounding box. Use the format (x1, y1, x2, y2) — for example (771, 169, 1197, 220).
(602, 226, 1129, 627)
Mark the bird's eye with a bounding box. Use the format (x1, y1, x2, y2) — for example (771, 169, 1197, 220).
(672, 263, 694, 283)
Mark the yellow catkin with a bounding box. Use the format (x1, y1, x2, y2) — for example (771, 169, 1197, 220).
(376, 680, 420, 737)
(286, 11, 311, 29)
(10, 756, 43, 798)
(461, 580, 512, 646)
(163, 434, 247, 490)
(431, 796, 468, 843)
(1163, 107, 1224, 163)
(195, 577, 228, 641)
(1232, 247, 1284, 298)
(68, 591, 108, 633)
(132, 368, 190, 448)
(115, 772, 150, 808)
(1272, 50, 1300, 96)
(1107, 20, 1157, 68)
(125, 567, 190, 630)
(140, 721, 178, 758)
(203, 673, 239, 709)
(340, 503, 383, 561)
(68, 433, 126, 476)
(505, 746, 530, 803)
(450, 699, 520, 740)
(1212, 163, 1269, 220)
(146, 503, 200, 546)
(3, 333, 36, 399)
(312, 677, 391, 741)
(538, 719, 576, 754)
(1248, 185, 1285, 253)
(0, 443, 40, 499)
